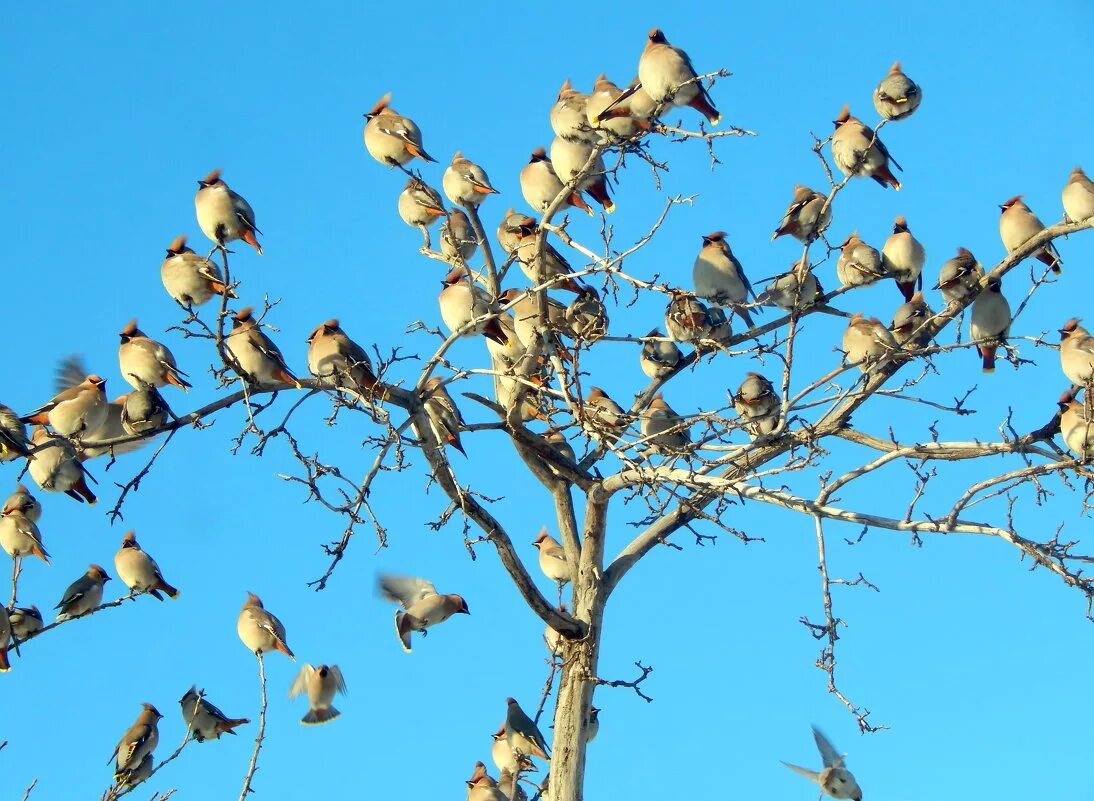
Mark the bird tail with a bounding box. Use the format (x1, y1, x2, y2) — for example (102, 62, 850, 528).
(302, 706, 341, 726)
(31, 544, 50, 564)
(567, 192, 594, 217)
(157, 580, 180, 599)
(871, 164, 902, 191)
(274, 638, 296, 660)
(980, 344, 997, 373)
(275, 368, 302, 389)
(395, 610, 414, 652)
(1037, 247, 1063, 274)
(216, 717, 251, 736)
(586, 178, 615, 214)
(896, 280, 916, 303)
(483, 318, 509, 346)
(240, 229, 263, 255)
(687, 92, 721, 126)
(71, 476, 98, 505)
(406, 143, 436, 163)
(0, 646, 9, 672)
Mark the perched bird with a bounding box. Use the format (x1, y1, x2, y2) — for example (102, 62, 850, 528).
(118, 753, 152, 789)
(584, 386, 628, 430)
(664, 291, 713, 344)
(3, 484, 41, 523)
(27, 427, 97, 503)
(586, 73, 647, 140)
(497, 209, 534, 255)
(421, 376, 466, 455)
(440, 209, 478, 262)
(237, 592, 295, 659)
(49, 357, 148, 459)
(0, 605, 9, 672)
(880, 216, 926, 302)
(397, 177, 446, 228)
(179, 687, 250, 742)
(771, 186, 831, 243)
(843, 313, 897, 372)
(872, 61, 922, 120)
(439, 267, 509, 345)
(639, 329, 682, 380)
(1059, 318, 1094, 386)
(467, 762, 508, 801)
(692, 231, 756, 327)
(640, 394, 691, 454)
(505, 697, 551, 761)
(307, 319, 377, 396)
(378, 574, 470, 652)
(443, 151, 499, 207)
(1063, 167, 1094, 223)
(541, 429, 578, 480)
(889, 292, 933, 347)
(760, 262, 823, 311)
(110, 704, 162, 784)
(549, 136, 615, 213)
(118, 320, 191, 391)
(486, 312, 528, 369)
(705, 307, 733, 345)
(543, 608, 566, 655)
(120, 387, 171, 436)
(194, 169, 262, 254)
(160, 235, 235, 307)
(114, 532, 178, 601)
(21, 375, 108, 440)
(363, 93, 434, 166)
(638, 29, 720, 124)
(550, 80, 597, 144)
(289, 663, 347, 725)
(783, 726, 863, 801)
(970, 277, 1011, 373)
(8, 605, 43, 640)
(511, 225, 585, 294)
(499, 767, 528, 801)
(831, 105, 902, 189)
(585, 707, 601, 744)
(532, 529, 571, 585)
(0, 507, 49, 564)
(835, 231, 886, 288)
(565, 288, 609, 342)
(1058, 391, 1094, 459)
(732, 372, 780, 438)
(519, 148, 593, 216)
(499, 288, 573, 353)
(226, 307, 300, 388)
(999, 195, 1062, 273)
(0, 404, 31, 462)
(55, 564, 111, 620)
(491, 726, 535, 775)
(934, 248, 984, 306)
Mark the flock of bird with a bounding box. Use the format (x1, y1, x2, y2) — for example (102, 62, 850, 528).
(1, 25, 1092, 799)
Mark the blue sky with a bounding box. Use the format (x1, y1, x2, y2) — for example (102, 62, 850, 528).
(2, 2, 1093, 799)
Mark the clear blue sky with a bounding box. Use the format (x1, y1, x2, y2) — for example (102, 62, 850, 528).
(2, 2, 1092, 799)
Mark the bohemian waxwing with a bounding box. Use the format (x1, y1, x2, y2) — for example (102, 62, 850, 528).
(1058, 391, 1094, 459)
(999, 195, 1062, 273)
(705, 307, 733, 346)
(55, 564, 110, 620)
(289, 663, 347, 725)
(622, 76, 660, 123)
(565, 288, 608, 342)
(194, 169, 262, 254)
(933, 247, 984, 306)
(226, 307, 301, 388)
(467, 761, 508, 801)
(8, 605, 43, 640)
(664, 291, 713, 344)
(872, 61, 922, 121)
(541, 429, 578, 481)
(880, 216, 926, 302)
(585, 386, 628, 430)
(179, 687, 250, 742)
(27, 427, 97, 504)
(641, 394, 692, 454)
(1059, 318, 1094, 386)
(511, 225, 585, 294)
(831, 105, 902, 190)
(1063, 167, 1094, 223)
(363, 93, 435, 166)
(438, 267, 509, 345)
(0, 404, 31, 462)
(499, 767, 529, 801)
(306, 319, 377, 396)
(421, 376, 466, 455)
(110, 703, 162, 783)
(638, 29, 720, 124)
(492, 725, 535, 775)
(835, 231, 886, 288)
(970, 276, 1011, 373)
(119, 753, 152, 789)
(585, 706, 601, 744)
(639, 329, 682, 380)
(771, 185, 831, 243)
(486, 312, 527, 368)
(0, 605, 9, 672)
(114, 532, 179, 601)
(443, 151, 499, 207)
(0, 508, 49, 564)
(498, 288, 574, 362)
(692, 231, 756, 327)
(22, 375, 108, 440)
(586, 73, 648, 140)
(505, 697, 551, 761)
(237, 592, 295, 659)
(783, 726, 863, 801)
(532, 529, 571, 585)
(497, 209, 534, 255)
(161, 235, 235, 307)
(760, 261, 823, 311)
(118, 320, 191, 391)
(396, 177, 446, 228)
(549, 136, 615, 213)
(732, 372, 780, 438)
(496, 375, 548, 424)
(49, 356, 147, 459)
(440, 208, 478, 262)
(121, 387, 171, 436)
(3, 484, 41, 523)
(889, 292, 933, 348)
(378, 574, 470, 653)
(520, 148, 594, 216)
(550, 79, 597, 144)
(843, 313, 897, 372)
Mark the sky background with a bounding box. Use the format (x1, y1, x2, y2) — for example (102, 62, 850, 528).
(2, 2, 1093, 799)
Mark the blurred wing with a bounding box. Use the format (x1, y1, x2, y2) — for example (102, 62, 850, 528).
(812, 726, 844, 768)
(378, 575, 437, 608)
(781, 761, 821, 783)
(329, 665, 347, 695)
(288, 664, 314, 699)
(55, 354, 87, 393)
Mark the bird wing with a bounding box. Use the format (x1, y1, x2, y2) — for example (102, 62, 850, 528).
(288, 664, 315, 700)
(56, 577, 90, 610)
(329, 665, 348, 695)
(55, 355, 88, 393)
(229, 189, 262, 234)
(812, 726, 845, 768)
(781, 761, 822, 783)
(378, 575, 437, 608)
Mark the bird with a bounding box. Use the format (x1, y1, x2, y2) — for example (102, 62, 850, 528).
(831, 105, 902, 189)
(585, 707, 601, 744)
(586, 73, 648, 140)
(0, 404, 31, 462)
(510, 224, 586, 294)
(692, 231, 756, 327)
(880, 216, 926, 302)
(289, 663, 347, 725)
(237, 592, 295, 659)
(194, 169, 262, 254)
(438, 267, 509, 345)
(120, 387, 171, 436)
(872, 61, 922, 120)
(1063, 167, 1094, 223)
(1058, 391, 1094, 460)
(664, 291, 713, 344)
(835, 231, 886, 288)
(378, 574, 469, 652)
(396, 177, 446, 229)
(27, 427, 97, 503)
(519, 148, 593, 216)
(638, 29, 720, 124)
(0, 606, 9, 672)
(8, 605, 43, 640)
(532, 529, 571, 585)
(541, 429, 577, 481)
(549, 136, 615, 213)
(306, 319, 377, 396)
(21, 374, 108, 440)
(732, 372, 780, 438)
(3, 484, 41, 523)
(497, 209, 536, 254)
(118, 320, 191, 391)
(565, 288, 609, 342)
(179, 687, 250, 742)
(119, 753, 152, 789)
(584, 386, 628, 431)
(466, 761, 508, 801)
(842, 313, 897, 372)
(640, 394, 691, 454)
(497, 288, 572, 356)
(0, 506, 49, 564)
(505, 697, 551, 761)
(440, 208, 478, 262)
(50, 356, 149, 459)
(55, 564, 111, 620)
(226, 307, 300, 388)
(550, 79, 598, 144)
(498, 767, 528, 801)
(109, 703, 162, 784)
(760, 261, 823, 311)
(782, 726, 863, 800)
(161, 235, 235, 307)
(889, 292, 933, 348)
(999, 195, 1062, 273)
(970, 276, 1011, 373)
(443, 151, 499, 207)
(114, 532, 179, 601)
(934, 248, 984, 306)
(421, 376, 466, 455)
(771, 185, 831, 243)
(639, 329, 682, 380)
(363, 92, 435, 166)
(491, 726, 535, 776)
(1059, 318, 1094, 386)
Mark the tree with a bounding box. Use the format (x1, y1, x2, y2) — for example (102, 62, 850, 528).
(2, 9, 1093, 801)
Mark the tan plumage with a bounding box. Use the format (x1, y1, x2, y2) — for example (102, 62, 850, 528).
(289, 663, 347, 725)
(969, 277, 1011, 373)
(520, 148, 593, 216)
(999, 195, 1062, 273)
(771, 185, 831, 243)
(836, 231, 886, 288)
(548, 136, 614, 213)
(237, 592, 294, 659)
(831, 105, 901, 189)
(226, 307, 300, 388)
(872, 61, 922, 121)
(55, 564, 110, 620)
(421, 376, 466, 455)
(306, 319, 376, 396)
(440, 208, 478, 262)
(27, 427, 97, 504)
(363, 93, 434, 166)
(638, 29, 720, 124)
(109, 704, 162, 783)
(21, 374, 108, 440)
(880, 216, 926, 302)
(118, 320, 191, 391)
(783, 726, 863, 800)
(640, 394, 692, 454)
(194, 169, 262, 254)
(842, 313, 897, 372)
(438, 267, 509, 345)
(639, 329, 682, 380)
(0, 508, 49, 564)
(933, 248, 984, 306)
(1063, 167, 1094, 223)
(1059, 318, 1094, 386)
(1058, 391, 1094, 459)
(378, 574, 470, 653)
(180, 687, 250, 742)
(732, 372, 780, 438)
(161, 235, 235, 307)
(114, 531, 178, 601)
(443, 151, 499, 207)
(397, 177, 446, 228)
(532, 528, 571, 585)
(889, 292, 933, 348)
